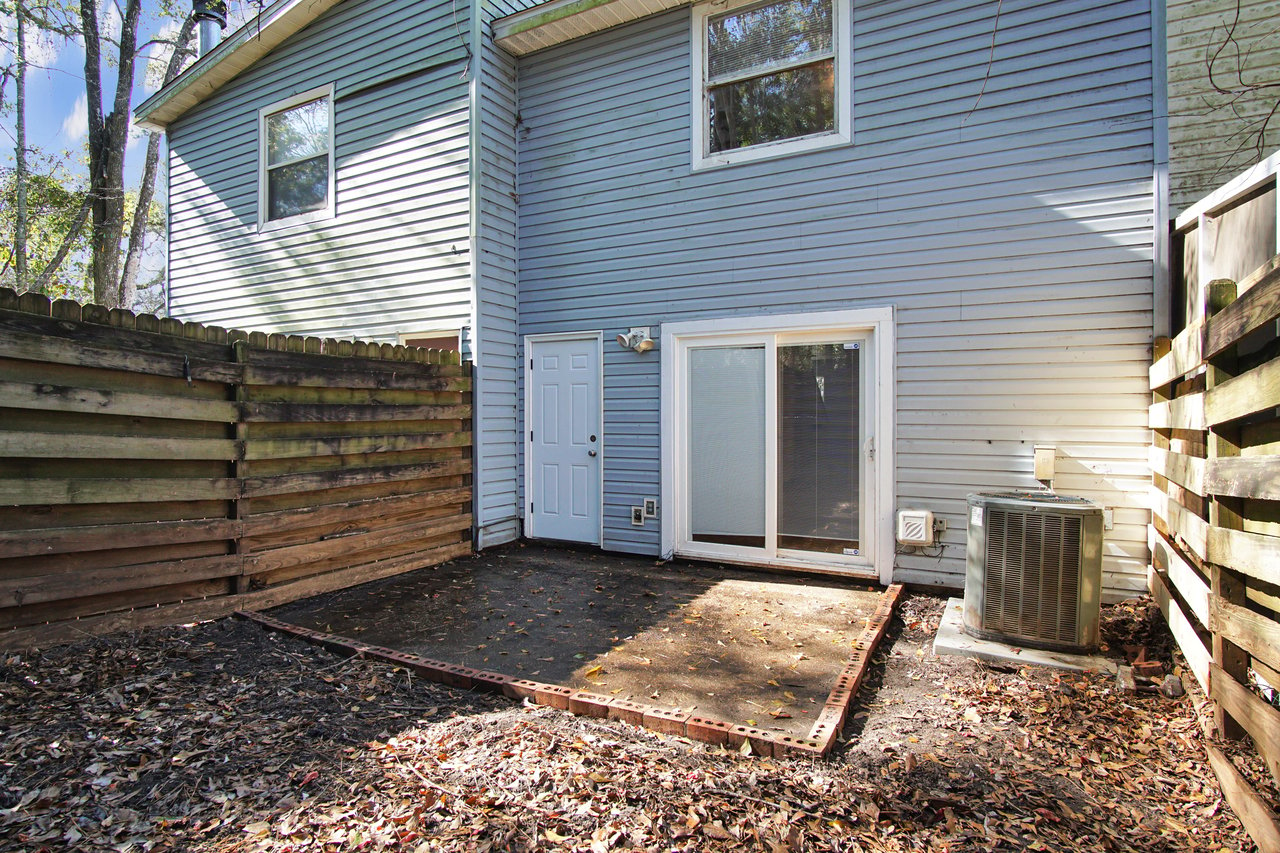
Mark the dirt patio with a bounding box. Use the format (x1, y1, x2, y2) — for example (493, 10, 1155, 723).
(0, 547, 1273, 851)
(266, 542, 887, 743)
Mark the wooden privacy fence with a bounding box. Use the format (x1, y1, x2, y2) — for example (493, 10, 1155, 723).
(0, 289, 473, 650)
(1151, 154, 1280, 849)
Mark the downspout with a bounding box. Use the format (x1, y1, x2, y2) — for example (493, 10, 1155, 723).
(467, 0, 484, 552)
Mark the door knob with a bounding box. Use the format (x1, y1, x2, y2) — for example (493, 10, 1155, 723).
(588, 450, 597, 457)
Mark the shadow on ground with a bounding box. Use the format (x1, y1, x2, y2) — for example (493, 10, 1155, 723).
(269, 541, 886, 737)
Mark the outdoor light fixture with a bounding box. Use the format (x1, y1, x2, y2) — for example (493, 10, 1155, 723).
(616, 327, 655, 352)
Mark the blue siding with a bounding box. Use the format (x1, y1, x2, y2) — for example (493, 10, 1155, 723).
(166, 0, 475, 341)
(516, 0, 1158, 594)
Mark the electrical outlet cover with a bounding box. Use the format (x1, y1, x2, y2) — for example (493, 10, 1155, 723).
(643, 498, 657, 517)
(630, 507, 644, 525)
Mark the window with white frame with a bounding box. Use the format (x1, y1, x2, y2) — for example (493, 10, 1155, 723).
(259, 86, 334, 226)
(691, 0, 849, 168)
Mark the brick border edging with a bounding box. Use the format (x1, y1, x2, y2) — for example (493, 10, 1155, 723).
(235, 582, 903, 759)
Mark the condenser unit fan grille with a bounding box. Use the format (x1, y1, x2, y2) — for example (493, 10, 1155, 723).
(982, 508, 1082, 645)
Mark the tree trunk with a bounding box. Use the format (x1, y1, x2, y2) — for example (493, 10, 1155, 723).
(14, 0, 29, 291)
(81, 0, 142, 308)
(118, 15, 196, 311)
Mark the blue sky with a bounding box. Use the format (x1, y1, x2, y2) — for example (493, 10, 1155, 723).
(2, 0, 254, 190)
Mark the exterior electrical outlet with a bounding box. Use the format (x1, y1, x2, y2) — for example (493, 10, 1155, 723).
(631, 507, 644, 526)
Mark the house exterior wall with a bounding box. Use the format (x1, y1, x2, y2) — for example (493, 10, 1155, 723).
(474, 0, 533, 546)
(515, 0, 1159, 595)
(1167, 0, 1280, 214)
(165, 0, 474, 341)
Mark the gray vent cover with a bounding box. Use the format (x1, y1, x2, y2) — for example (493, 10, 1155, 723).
(964, 492, 1103, 652)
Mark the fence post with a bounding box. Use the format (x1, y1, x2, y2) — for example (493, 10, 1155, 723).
(1204, 278, 1249, 740)
(233, 339, 251, 595)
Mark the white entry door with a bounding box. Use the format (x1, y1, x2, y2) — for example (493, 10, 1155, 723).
(526, 334, 602, 544)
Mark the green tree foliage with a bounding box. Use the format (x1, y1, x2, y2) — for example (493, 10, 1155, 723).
(0, 156, 91, 300)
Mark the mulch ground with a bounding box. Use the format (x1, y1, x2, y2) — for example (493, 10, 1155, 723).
(0, 593, 1272, 852)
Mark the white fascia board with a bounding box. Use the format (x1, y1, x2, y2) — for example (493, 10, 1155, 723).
(134, 0, 346, 131)
(493, 0, 689, 56)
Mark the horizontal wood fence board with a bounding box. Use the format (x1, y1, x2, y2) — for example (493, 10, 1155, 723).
(244, 514, 472, 577)
(0, 309, 238, 367)
(1149, 393, 1205, 430)
(243, 387, 467, 407)
(1210, 597, 1280, 676)
(1150, 320, 1204, 389)
(242, 504, 467, 554)
(242, 348, 465, 377)
(1149, 525, 1211, 625)
(1149, 445, 1207, 497)
(1204, 359, 1280, 427)
(0, 478, 238, 505)
(2, 553, 241, 608)
(1211, 663, 1280, 786)
(253, 529, 470, 590)
(1206, 456, 1280, 501)
(1151, 489, 1209, 562)
(0, 518, 239, 559)
(0, 576, 232, 631)
(242, 402, 472, 423)
(1205, 257, 1280, 360)
(0, 380, 238, 423)
(244, 431, 471, 461)
(0, 328, 242, 384)
(241, 486, 472, 536)
(1204, 744, 1280, 853)
(0, 432, 236, 461)
(242, 365, 470, 391)
(1149, 566, 1211, 692)
(241, 459, 471, 498)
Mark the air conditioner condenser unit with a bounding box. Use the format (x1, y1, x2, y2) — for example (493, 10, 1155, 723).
(964, 491, 1103, 653)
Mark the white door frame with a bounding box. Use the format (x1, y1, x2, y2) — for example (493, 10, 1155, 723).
(659, 307, 896, 584)
(523, 331, 605, 545)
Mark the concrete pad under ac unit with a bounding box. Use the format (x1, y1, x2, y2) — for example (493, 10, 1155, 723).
(933, 598, 1117, 675)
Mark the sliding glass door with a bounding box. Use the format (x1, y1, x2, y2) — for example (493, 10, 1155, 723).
(678, 330, 871, 571)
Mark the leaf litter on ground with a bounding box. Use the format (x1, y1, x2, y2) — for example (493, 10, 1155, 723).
(0, 595, 1270, 851)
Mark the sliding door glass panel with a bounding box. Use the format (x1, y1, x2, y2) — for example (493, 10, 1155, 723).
(689, 346, 766, 548)
(777, 342, 859, 553)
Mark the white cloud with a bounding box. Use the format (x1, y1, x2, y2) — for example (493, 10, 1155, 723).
(143, 21, 182, 92)
(61, 92, 89, 144)
(0, 9, 66, 68)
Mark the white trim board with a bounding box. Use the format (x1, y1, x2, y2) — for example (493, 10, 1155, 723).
(659, 306, 896, 584)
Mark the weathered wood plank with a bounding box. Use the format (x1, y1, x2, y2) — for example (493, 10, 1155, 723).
(1149, 393, 1205, 430)
(1150, 445, 1207, 497)
(0, 518, 239, 558)
(242, 486, 471, 537)
(0, 576, 231, 631)
(1206, 456, 1280, 501)
(0, 379, 238, 422)
(1205, 256, 1280, 360)
(242, 459, 471, 498)
(245, 514, 472, 577)
(242, 402, 471, 423)
(1210, 597, 1280, 676)
(1149, 566, 1211, 692)
(0, 478, 237, 505)
(1, 553, 241, 607)
(1204, 744, 1280, 853)
(243, 347, 467, 378)
(1151, 488, 1210, 562)
(1211, 663, 1280, 786)
(244, 431, 470, 461)
(1148, 525, 1210, 626)
(0, 311, 237, 369)
(1150, 319, 1204, 389)
(1205, 359, 1280, 427)
(0, 431, 236, 461)
(242, 364, 470, 391)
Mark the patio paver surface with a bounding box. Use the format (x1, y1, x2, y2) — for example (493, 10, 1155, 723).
(269, 542, 885, 739)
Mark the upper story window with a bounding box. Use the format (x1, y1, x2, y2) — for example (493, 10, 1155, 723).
(692, 0, 850, 170)
(259, 86, 334, 227)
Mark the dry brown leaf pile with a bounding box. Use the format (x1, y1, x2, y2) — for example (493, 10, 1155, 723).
(0, 596, 1267, 852)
